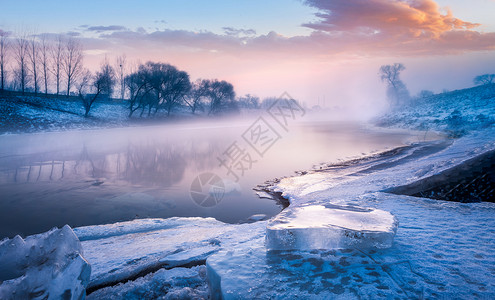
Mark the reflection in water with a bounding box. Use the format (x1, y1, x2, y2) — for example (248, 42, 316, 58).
(0, 140, 219, 187)
(0, 120, 426, 238)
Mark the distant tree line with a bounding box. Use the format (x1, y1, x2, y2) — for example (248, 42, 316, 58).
(0, 31, 282, 118)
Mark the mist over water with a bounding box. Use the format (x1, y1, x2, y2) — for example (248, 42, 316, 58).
(0, 115, 434, 238)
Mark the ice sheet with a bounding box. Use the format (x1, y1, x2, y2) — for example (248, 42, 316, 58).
(74, 217, 266, 290)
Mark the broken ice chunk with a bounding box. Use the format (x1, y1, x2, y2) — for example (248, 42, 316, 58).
(0, 225, 91, 300)
(266, 204, 398, 250)
(247, 214, 268, 222)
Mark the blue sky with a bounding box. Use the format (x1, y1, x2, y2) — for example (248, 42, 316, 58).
(1, 0, 318, 36)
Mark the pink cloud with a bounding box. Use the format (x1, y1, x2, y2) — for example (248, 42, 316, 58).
(303, 0, 478, 37)
(300, 0, 494, 55)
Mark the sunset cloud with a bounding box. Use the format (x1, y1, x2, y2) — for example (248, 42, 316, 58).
(299, 0, 495, 55)
(303, 0, 479, 37)
(73, 0, 495, 62)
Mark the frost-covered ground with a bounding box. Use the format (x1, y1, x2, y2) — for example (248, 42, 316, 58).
(0, 93, 197, 134)
(376, 84, 495, 136)
(0, 94, 128, 133)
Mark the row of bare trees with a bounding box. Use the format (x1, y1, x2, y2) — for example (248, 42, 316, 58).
(0, 31, 88, 96)
(126, 62, 237, 117)
(0, 31, 242, 118)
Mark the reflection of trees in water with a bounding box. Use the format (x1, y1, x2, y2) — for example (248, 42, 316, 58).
(74, 145, 108, 179)
(188, 140, 223, 171)
(123, 143, 187, 186)
(0, 139, 224, 187)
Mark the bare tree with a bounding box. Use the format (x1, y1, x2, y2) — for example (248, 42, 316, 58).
(184, 79, 208, 114)
(62, 37, 83, 96)
(27, 35, 40, 94)
(115, 54, 126, 100)
(160, 66, 191, 116)
(238, 94, 260, 109)
(99, 58, 116, 97)
(125, 64, 152, 117)
(474, 74, 495, 86)
(77, 69, 95, 117)
(379, 63, 410, 107)
(50, 35, 63, 96)
(13, 34, 29, 94)
(39, 35, 51, 95)
(0, 30, 9, 91)
(79, 64, 116, 117)
(204, 79, 236, 115)
(141, 62, 191, 116)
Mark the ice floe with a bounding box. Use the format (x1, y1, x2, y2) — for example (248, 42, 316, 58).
(266, 204, 398, 250)
(0, 225, 91, 300)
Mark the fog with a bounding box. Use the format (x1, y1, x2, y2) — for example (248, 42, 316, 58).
(0, 115, 435, 238)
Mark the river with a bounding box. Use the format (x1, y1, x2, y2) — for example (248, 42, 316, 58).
(0, 116, 437, 237)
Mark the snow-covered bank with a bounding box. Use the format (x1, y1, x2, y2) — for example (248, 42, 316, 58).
(0, 94, 219, 135)
(376, 84, 495, 136)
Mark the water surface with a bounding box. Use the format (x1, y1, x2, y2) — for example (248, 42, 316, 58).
(0, 117, 434, 237)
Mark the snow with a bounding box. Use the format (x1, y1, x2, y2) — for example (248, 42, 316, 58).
(375, 84, 495, 135)
(0, 95, 129, 134)
(266, 204, 398, 250)
(0, 225, 91, 300)
(254, 191, 274, 199)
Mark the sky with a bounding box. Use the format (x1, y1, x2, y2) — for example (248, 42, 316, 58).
(1, 0, 495, 116)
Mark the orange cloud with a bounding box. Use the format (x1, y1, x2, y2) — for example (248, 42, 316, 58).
(303, 0, 479, 38)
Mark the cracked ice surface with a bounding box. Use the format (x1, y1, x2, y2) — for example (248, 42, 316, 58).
(87, 265, 209, 300)
(73, 217, 266, 290)
(266, 204, 398, 250)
